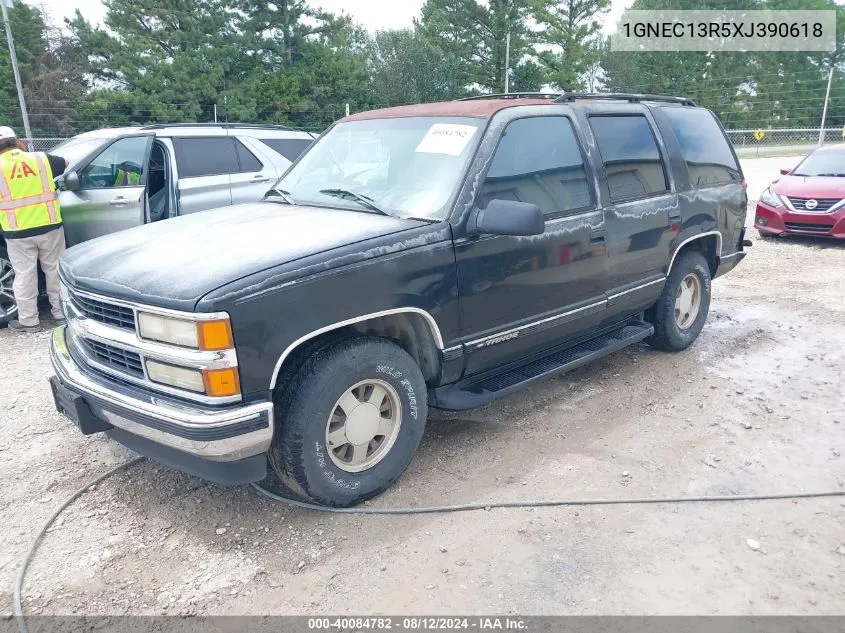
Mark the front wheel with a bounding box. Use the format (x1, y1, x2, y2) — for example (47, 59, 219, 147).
(268, 336, 427, 507)
(646, 250, 711, 351)
(0, 249, 17, 327)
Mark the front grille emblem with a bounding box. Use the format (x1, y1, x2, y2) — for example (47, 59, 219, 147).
(804, 199, 819, 210)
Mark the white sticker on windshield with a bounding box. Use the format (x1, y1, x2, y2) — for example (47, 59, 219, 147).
(415, 124, 477, 156)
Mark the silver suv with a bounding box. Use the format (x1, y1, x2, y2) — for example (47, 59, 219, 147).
(0, 123, 314, 325)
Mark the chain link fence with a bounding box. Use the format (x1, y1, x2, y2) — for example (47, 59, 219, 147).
(27, 138, 68, 152)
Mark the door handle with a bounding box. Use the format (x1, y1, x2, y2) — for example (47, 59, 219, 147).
(109, 196, 128, 206)
(250, 176, 270, 183)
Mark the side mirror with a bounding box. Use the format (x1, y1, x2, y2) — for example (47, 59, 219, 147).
(779, 168, 792, 175)
(468, 199, 545, 237)
(60, 171, 80, 192)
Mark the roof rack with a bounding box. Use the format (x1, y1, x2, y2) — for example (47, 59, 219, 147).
(139, 122, 296, 131)
(458, 93, 561, 101)
(554, 92, 697, 107)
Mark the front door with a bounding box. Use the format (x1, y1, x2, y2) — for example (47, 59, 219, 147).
(228, 137, 277, 205)
(454, 113, 608, 377)
(59, 134, 153, 247)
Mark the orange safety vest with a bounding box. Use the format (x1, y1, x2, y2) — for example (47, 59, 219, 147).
(0, 149, 61, 234)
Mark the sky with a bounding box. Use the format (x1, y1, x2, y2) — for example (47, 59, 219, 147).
(29, 0, 634, 35)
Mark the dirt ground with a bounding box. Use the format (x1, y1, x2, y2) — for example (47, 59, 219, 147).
(1, 157, 843, 617)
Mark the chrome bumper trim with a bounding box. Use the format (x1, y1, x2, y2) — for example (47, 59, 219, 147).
(50, 326, 273, 462)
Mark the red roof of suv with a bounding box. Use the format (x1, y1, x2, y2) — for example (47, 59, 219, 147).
(344, 99, 555, 121)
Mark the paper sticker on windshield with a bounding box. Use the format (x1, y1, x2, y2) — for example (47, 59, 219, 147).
(416, 124, 477, 156)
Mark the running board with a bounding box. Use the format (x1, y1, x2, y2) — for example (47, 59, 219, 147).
(432, 321, 654, 410)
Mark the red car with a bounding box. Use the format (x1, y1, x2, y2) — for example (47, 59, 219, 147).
(755, 144, 845, 239)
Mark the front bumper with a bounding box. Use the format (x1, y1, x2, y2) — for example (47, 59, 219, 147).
(49, 326, 273, 484)
(754, 202, 845, 239)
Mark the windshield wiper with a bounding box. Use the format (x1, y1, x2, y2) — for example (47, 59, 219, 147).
(265, 187, 297, 205)
(815, 173, 845, 177)
(319, 188, 390, 216)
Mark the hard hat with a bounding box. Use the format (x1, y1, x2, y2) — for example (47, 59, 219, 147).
(0, 126, 16, 141)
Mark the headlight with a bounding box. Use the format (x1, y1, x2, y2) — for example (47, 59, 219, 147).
(759, 186, 784, 209)
(138, 313, 234, 350)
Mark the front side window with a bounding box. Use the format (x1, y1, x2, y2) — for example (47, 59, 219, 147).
(273, 117, 484, 220)
(79, 136, 149, 189)
(590, 115, 669, 202)
(662, 107, 741, 187)
(480, 116, 592, 215)
(260, 138, 313, 162)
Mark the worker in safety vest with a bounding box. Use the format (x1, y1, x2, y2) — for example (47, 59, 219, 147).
(114, 162, 141, 187)
(0, 127, 68, 333)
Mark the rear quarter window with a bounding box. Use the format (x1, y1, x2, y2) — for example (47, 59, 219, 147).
(662, 107, 741, 187)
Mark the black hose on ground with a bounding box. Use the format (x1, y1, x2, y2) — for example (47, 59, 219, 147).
(13, 456, 845, 633)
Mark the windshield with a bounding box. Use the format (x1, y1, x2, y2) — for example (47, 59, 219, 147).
(273, 116, 484, 220)
(791, 149, 845, 177)
(50, 136, 111, 168)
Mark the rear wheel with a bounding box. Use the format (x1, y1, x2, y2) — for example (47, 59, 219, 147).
(646, 250, 711, 351)
(0, 248, 17, 327)
(268, 336, 427, 507)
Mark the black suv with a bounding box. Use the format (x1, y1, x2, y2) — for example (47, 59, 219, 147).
(49, 93, 748, 507)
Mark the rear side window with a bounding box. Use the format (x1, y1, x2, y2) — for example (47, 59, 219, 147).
(260, 138, 313, 162)
(589, 115, 669, 202)
(173, 137, 240, 178)
(480, 116, 592, 216)
(234, 139, 263, 172)
(662, 107, 741, 187)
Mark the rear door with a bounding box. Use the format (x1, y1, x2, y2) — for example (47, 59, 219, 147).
(58, 134, 153, 246)
(228, 137, 277, 205)
(171, 136, 235, 214)
(580, 108, 677, 319)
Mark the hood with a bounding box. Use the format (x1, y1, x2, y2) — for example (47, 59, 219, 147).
(60, 202, 425, 310)
(773, 175, 845, 198)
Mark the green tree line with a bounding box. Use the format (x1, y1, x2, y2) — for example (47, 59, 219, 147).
(0, 0, 843, 137)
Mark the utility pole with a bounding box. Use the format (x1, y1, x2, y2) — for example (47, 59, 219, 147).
(504, 31, 511, 93)
(213, 103, 218, 123)
(1, 0, 32, 148)
(818, 65, 834, 147)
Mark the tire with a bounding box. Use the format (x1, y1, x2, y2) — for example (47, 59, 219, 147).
(268, 336, 427, 507)
(646, 250, 711, 351)
(0, 248, 17, 328)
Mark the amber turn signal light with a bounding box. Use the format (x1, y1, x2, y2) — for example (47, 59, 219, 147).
(197, 320, 234, 351)
(202, 367, 241, 397)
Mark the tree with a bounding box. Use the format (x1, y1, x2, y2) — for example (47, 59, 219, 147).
(533, 0, 611, 91)
(0, 3, 85, 136)
(417, 0, 541, 94)
(68, 0, 243, 124)
(368, 28, 464, 106)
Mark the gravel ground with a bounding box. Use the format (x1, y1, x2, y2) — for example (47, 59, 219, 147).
(1, 157, 843, 617)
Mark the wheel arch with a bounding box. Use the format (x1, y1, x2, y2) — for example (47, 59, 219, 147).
(668, 231, 721, 277)
(269, 308, 445, 391)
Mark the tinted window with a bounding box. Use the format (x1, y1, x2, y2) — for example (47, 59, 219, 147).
(234, 140, 263, 172)
(590, 115, 668, 202)
(480, 117, 592, 215)
(173, 137, 239, 178)
(260, 138, 312, 161)
(663, 108, 741, 186)
(79, 136, 148, 189)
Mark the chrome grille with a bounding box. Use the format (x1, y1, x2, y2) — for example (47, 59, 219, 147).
(78, 338, 145, 378)
(784, 221, 831, 233)
(69, 289, 136, 331)
(786, 197, 840, 213)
